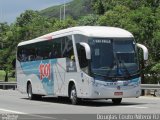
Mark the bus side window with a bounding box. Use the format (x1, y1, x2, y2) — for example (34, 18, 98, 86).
(35, 48, 43, 60)
(76, 43, 88, 69)
(48, 38, 61, 59)
(62, 37, 74, 60)
(17, 48, 21, 62)
(28, 55, 35, 61)
(49, 44, 58, 59)
(27, 49, 35, 61)
(21, 50, 26, 62)
(18, 49, 27, 62)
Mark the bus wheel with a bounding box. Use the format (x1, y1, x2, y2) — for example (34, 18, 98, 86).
(154, 89, 160, 97)
(70, 85, 80, 105)
(27, 83, 35, 100)
(112, 98, 122, 105)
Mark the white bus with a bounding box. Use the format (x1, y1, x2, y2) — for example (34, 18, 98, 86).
(16, 26, 148, 105)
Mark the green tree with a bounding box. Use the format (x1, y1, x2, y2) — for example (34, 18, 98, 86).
(0, 0, 160, 84)
(77, 14, 99, 25)
(16, 10, 40, 27)
(0, 23, 16, 81)
(97, 4, 159, 83)
(53, 17, 76, 31)
(92, 0, 105, 15)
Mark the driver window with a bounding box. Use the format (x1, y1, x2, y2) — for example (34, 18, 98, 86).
(76, 43, 88, 73)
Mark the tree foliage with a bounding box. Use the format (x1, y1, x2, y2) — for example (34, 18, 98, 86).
(92, 0, 105, 15)
(0, 0, 160, 83)
(77, 14, 99, 26)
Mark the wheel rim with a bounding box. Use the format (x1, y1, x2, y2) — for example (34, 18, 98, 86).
(28, 85, 32, 99)
(70, 88, 77, 103)
(155, 90, 160, 97)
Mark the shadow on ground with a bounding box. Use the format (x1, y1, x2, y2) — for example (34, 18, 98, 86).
(22, 97, 147, 107)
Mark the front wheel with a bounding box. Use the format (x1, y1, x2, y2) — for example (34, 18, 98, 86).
(154, 89, 160, 97)
(112, 98, 122, 105)
(70, 85, 80, 105)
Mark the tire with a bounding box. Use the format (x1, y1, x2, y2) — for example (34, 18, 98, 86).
(70, 84, 80, 105)
(154, 89, 160, 97)
(28, 83, 34, 100)
(112, 98, 122, 105)
(27, 83, 41, 100)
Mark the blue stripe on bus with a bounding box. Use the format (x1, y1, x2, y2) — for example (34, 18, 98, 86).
(20, 59, 57, 95)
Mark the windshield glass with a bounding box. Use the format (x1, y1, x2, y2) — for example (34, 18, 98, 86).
(89, 38, 139, 80)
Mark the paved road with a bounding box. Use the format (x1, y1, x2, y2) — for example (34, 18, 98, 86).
(0, 89, 160, 120)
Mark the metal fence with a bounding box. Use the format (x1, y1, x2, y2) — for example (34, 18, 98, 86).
(0, 82, 17, 90)
(141, 84, 160, 97)
(141, 84, 160, 90)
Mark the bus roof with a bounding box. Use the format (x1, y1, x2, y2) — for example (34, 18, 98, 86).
(18, 26, 134, 46)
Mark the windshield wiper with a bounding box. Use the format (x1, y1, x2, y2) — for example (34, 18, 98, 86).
(99, 67, 110, 69)
(92, 72, 106, 77)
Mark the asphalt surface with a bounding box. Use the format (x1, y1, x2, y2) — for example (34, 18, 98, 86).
(0, 89, 160, 120)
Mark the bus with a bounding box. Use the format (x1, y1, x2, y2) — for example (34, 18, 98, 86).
(16, 26, 148, 105)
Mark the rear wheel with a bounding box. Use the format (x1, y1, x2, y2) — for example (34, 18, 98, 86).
(28, 83, 34, 100)
(27, 83, 41, 100)
(70, 85, 80, 105)
(112, 98, 122, 105)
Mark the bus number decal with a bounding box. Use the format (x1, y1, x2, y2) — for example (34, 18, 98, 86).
(39, 63, 51, 80)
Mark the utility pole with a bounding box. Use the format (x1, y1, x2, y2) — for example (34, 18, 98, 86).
(63, 0, 66, 20)
(60, 0, 68, 21)
(0, 8, 2, 23)
(60, 6, 62, 21)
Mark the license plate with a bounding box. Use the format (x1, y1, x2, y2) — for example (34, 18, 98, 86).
(114, 92, 123, 96)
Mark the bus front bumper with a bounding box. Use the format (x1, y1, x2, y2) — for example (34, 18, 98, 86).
(82, 79, 141, 99)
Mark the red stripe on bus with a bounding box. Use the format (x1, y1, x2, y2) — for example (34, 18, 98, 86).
(42, 36, 53, 40)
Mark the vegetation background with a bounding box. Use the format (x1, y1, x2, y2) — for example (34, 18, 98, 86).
(0, 0, 160, 83)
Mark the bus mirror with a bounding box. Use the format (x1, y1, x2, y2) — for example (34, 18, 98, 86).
(80, 42, 91, 59)
(137, 43, 148, 61)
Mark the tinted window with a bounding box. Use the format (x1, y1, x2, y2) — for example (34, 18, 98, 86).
(76, 43, 88, 68)
(61, 36, 74, 59)
(17, 36, 73, 62)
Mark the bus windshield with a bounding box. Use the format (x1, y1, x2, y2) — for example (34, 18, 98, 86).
(89, 38, 139, 80)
